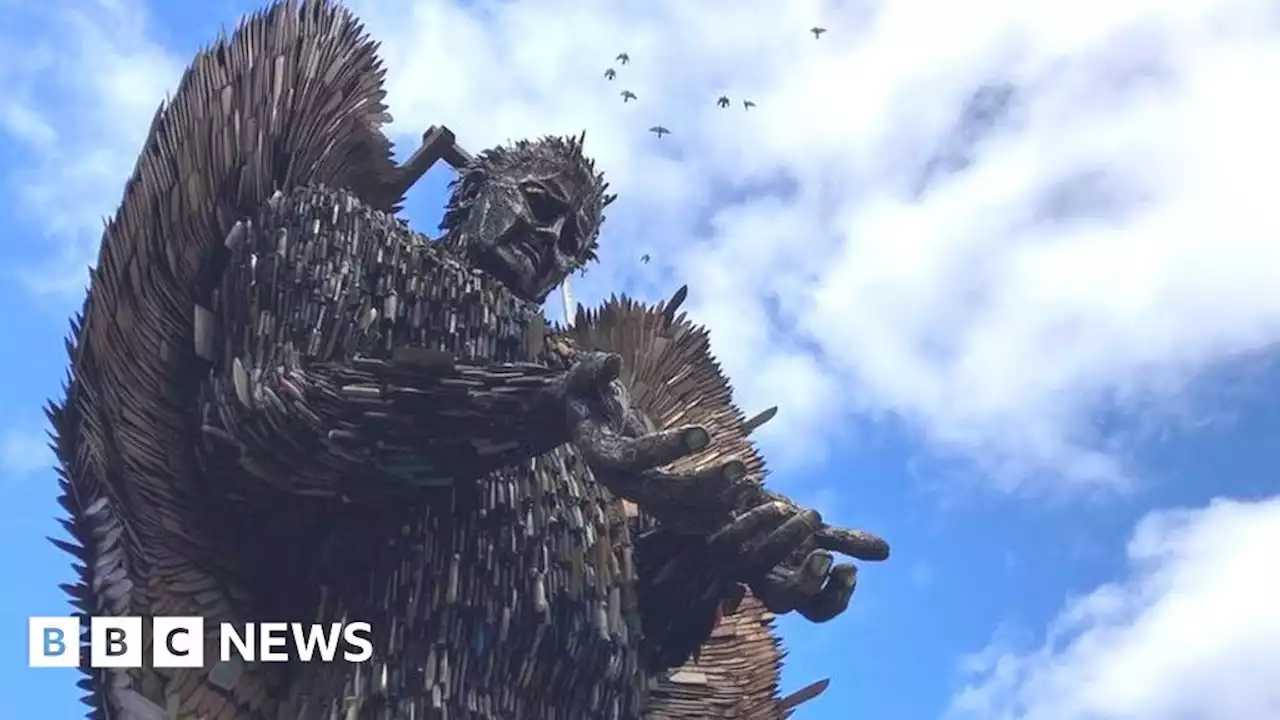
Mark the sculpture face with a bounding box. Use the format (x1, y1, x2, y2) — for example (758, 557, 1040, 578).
(441, 134, 616, 303)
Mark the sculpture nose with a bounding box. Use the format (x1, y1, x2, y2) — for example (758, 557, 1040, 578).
(545, 216, 576, 254)
(544, 216, 565, 239)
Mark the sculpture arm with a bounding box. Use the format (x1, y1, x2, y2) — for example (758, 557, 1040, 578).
(198, 353, 574, 497)
(196, 185, 580, 497)
(546, 299, 753, 672)
(554, 291, 886, 699)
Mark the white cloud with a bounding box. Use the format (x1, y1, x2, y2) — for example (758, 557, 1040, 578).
(347, 0, 1280, 489)
(0, 0, 181, 295)
(6, 0, 1279, 490)
(948, 495, 1280, 720)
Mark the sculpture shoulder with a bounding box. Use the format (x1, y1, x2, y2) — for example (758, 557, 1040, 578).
(212, 184, 546, 369)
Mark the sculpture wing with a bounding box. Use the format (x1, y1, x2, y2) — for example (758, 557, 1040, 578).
(48, 1, 401, 717)
(646, 593, 796, 719)
(566, 291, 769, 486)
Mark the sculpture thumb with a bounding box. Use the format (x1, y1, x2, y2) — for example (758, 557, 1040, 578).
(564, 352, 623, 394)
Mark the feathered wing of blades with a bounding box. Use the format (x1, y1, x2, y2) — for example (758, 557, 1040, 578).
(565, 292, 801, 719)
(47, 1, 402, 717)
(645, 593, 794, 719)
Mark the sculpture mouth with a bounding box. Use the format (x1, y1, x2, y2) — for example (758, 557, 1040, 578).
(480, 236, 545, 302)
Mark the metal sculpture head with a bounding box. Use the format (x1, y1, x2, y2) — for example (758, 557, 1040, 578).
(440, 133, 616, 303)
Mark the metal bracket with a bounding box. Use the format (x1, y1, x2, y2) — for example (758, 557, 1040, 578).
(386, 125, 476, 200)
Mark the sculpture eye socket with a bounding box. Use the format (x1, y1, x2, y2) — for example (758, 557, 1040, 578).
(522, 183, 563, 224)
(557, 220, 581, 256)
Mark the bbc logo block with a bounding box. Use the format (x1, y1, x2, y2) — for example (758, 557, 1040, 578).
(29, 616, 199, 668)
(30, 617, 152, 668)
(153, 616, 205, 668)
(30, 617, 374, 668)
(28, 617, 80, 667)
(89, 616, 143, 668)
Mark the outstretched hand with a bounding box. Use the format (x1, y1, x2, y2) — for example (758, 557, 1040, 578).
(559, 351, 743, 499)
(559, 350, 889, 626)
(642, 486, 888, 626)
(713, 490, 888, 623)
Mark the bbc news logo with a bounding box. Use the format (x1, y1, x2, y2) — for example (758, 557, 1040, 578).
(29, 617, 373, 668)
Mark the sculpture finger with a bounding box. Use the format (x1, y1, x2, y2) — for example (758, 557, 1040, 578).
(707, 501, 791, 557)
(669, 459, 749, 505)
(736, 508, 822, 580)
(750, 570, 797, 614)
(570, 405, 710, 469)
(814, 526, 890, 562)
(748, 550, 832, 613)
(603, 455, 746, 510)
(797, 563, 857, 624)
(791, 550, 835, 597)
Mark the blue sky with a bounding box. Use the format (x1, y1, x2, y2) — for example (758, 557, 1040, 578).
(3, 0, 1280, 718)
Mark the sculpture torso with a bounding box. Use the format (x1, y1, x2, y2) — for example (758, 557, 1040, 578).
(306, 445, 648, 720)
(198, 184, 649, 719)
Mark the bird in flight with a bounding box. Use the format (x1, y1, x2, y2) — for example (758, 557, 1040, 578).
(640, 254, 650, 264)
(811, 27, 827, 38)
(604, 68, 616, 80)
(621, 90, 637, 102)
(616, 52, 630, 65)
(743, 99, 756, 110)
(648, 125, 670, 138)
(717, 95, 730, 108)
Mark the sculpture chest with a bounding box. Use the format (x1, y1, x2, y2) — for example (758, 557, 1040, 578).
(223, 187, 647, 719)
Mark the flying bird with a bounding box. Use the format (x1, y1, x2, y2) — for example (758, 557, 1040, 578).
(616, 52, 629, 65)
(640, 254, 650, 264)
(811, 27, 827, 38)
(648, 125, 670, 138)
(717, 95, 730, 108)
(743, 99, 756, 110)
(621, 90, 637, 102)
(604, 68, 616, 80)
